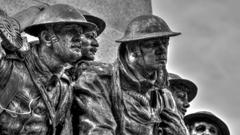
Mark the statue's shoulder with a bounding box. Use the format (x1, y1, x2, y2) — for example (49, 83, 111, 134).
(67, 61, 113, 82)
(81, 61, 113, 76)
(72, 61, 113, 87)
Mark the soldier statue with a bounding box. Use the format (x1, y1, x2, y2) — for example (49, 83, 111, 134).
(0, 4, 98, 135)
(73, 15, 189, 135)
(184, 111, 230, 135)
(168, 73, 198, 118)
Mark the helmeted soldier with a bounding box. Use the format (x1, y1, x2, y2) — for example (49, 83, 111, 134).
(184, 111, 230, 135)
(0, 4, 97, 135)
(168, 73, 198, 117)
(73, 14, 189, 135)
(77, 9, 105, 61)
(66, 9, 108, 134)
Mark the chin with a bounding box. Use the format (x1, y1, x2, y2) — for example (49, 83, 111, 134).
(153, 64, 165, 69)
(82, 56, 94, 61)
(67, 54, 82, 63)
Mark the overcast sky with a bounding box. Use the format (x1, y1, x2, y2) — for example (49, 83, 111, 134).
(152, 0, 239, 134)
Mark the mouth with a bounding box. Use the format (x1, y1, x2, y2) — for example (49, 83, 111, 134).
(71, 45, 81, 49)
(71, 44, 82, 52)
(156, 55, 167, 61)
(181, 108, 187, 115)
(89, 47, 97, 55)
(156, 58, 167, 64)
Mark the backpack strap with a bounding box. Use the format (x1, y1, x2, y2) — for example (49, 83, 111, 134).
(111, 60, 125, 135)
(24, 60, 56, 135)
(0, 62, 21, 114)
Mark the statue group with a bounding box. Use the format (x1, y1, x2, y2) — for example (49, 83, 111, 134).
(0, 3, 230, 135)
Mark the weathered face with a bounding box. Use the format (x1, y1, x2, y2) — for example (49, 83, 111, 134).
(80, 30, 99, 60)
(138, 37, 169, 72)
(190, 122, 218, 135)
(172, 89, 190, 117)
(53, 24, 84, 63)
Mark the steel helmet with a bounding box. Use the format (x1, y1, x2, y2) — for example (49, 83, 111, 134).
(24, 4, 97, 37)
(78, 9, 106, 36)
(168, 73, 198, 102)
(184, 111, 230, 135)
(116, 15, 181, 43)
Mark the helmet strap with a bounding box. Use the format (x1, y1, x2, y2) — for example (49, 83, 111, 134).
(46, 24, 60, 48)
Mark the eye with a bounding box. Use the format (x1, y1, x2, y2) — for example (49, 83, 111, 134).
(195, 125, 206, 132)
(177, 92, 184, 98)
(84, 31, 97, 39)
(209, 127, 217, 134)
(141, 41, 155, 49)
(71, 36, 81, 42)
(176, 91, 186, 99)
(159, 38, 169, 47)
(153, 41, 160, 47)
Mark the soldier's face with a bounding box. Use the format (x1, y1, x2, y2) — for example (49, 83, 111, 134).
(172, 90, 190, 117)
(54, 24, 84, 63)
(80, 31, 99, 60)
(138, 37, 169, 72)
(190, 122, 218, 135)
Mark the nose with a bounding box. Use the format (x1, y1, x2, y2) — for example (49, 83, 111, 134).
(91, 39, 99, 47)
(183, 100, 190, 109)
(203, 130, 212, 135)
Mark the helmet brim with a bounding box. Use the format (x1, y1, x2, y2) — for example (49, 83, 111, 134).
(84, 15, 106, 36)
(24, 21, 97, 37)
(115, 31, 181, 43)
(169, 79, 197, 102)
(184, 111, 230, 135)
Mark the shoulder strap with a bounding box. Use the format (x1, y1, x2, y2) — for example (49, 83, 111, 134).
(111, 60, 125, 135)
(24, 60, 56, 135)
(0, 62, 20, 114)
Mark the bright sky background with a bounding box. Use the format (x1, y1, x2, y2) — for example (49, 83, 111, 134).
(152, 0, 239, 134)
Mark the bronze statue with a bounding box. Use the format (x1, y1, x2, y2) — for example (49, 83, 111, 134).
(78, 9, 105, 61)
(184, 111, 230, 135)
(168, 73, 198, 117)
(68, 10, 107, 134)
(0, 4, 97, 135)
(73, 14, 189, 135)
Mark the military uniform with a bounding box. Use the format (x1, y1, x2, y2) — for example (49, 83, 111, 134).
(72, 14, 184, 135)
(0, 47, 72, 135)
(0, 4, 97, 135)
(72, 53, 175, 135)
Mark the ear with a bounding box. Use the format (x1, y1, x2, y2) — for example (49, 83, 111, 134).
(40, 30, 51, 46)
(125, 45, 137, 63)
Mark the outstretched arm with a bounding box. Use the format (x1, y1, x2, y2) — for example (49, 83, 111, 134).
(0, 9, 23, 87)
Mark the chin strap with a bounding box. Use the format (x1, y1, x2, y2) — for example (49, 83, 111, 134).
(46, 24, 59, 48)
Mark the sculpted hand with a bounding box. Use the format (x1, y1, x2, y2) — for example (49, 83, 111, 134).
(160, 109, 189, 135)
(0, 10, 22, 52)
